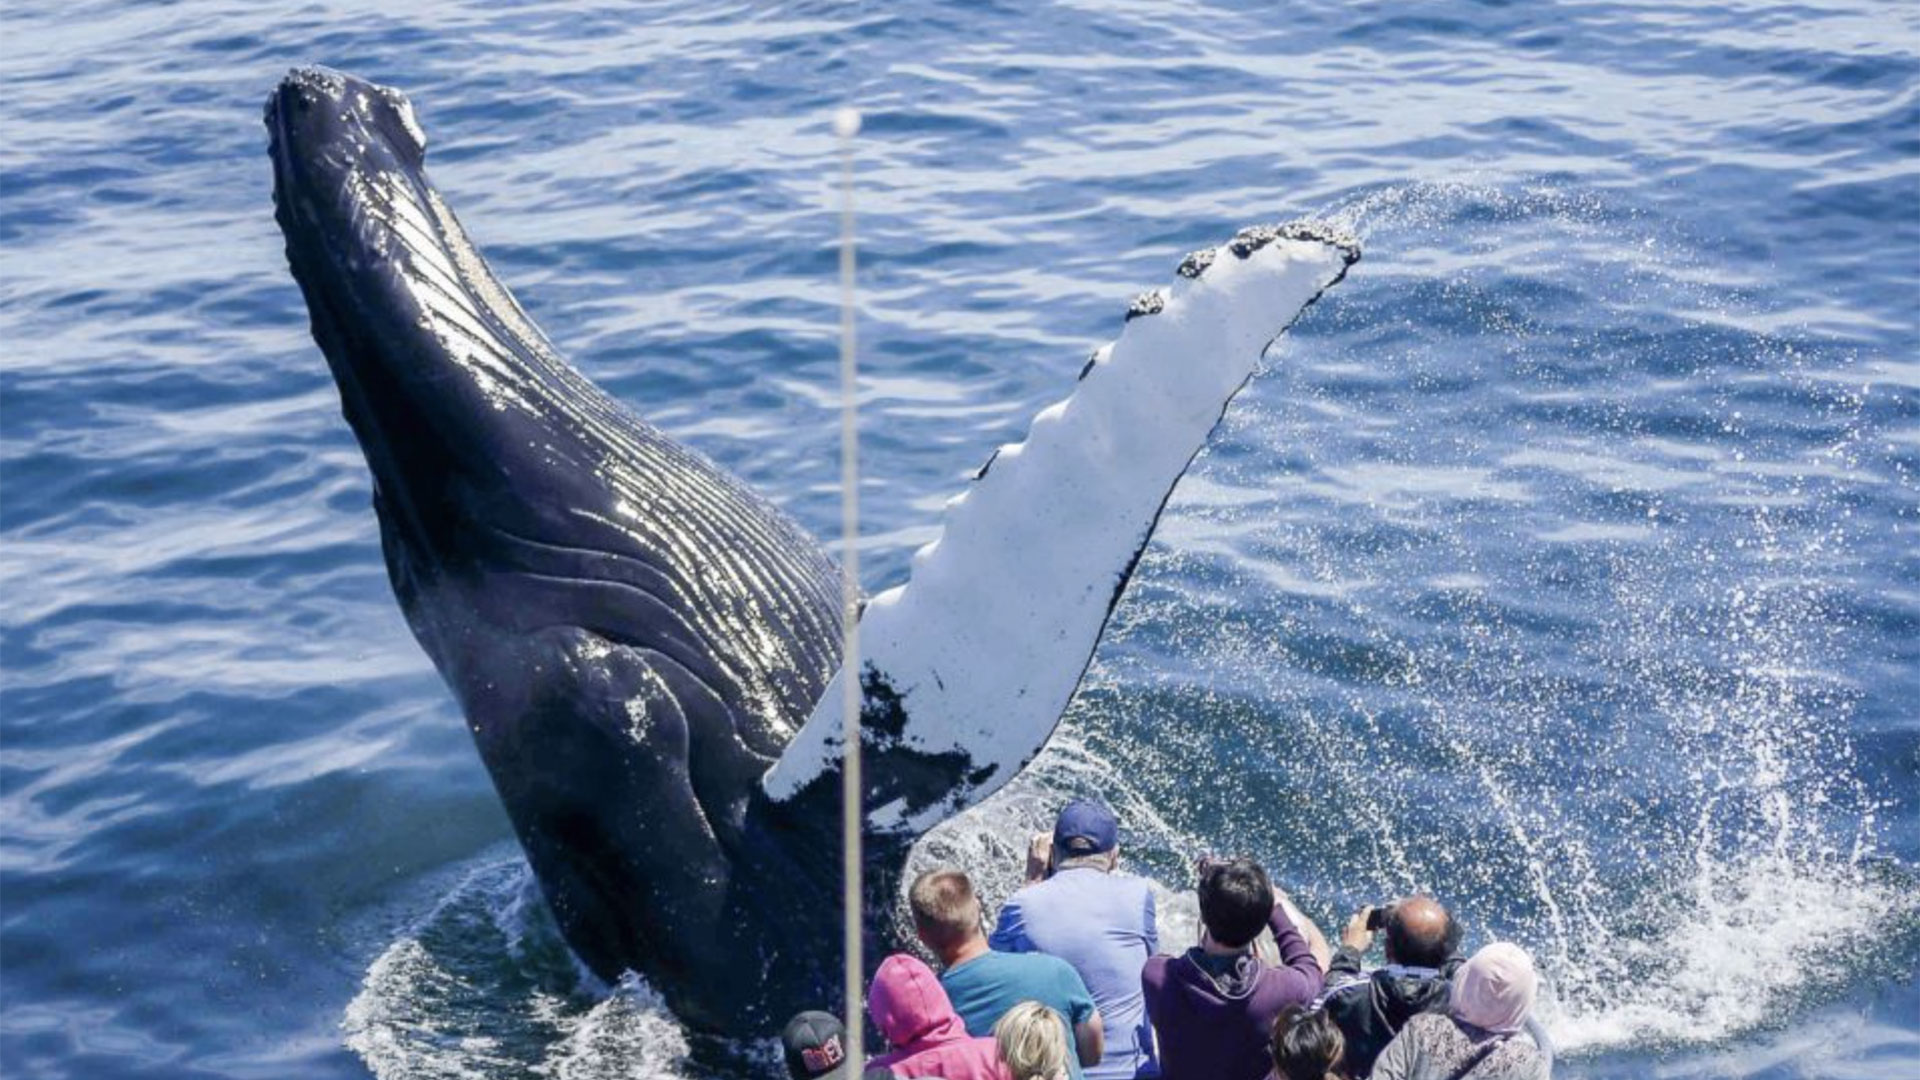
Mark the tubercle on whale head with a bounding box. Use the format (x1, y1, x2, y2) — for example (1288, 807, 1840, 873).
(265, 67, 425, 195)
(264, 69, 430, 282)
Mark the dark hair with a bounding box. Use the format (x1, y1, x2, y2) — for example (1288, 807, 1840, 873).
(1270, 1004, 1346, 1080)
(909, 868, 981, 954)
(1384, 898, 1460, 969)
(1197, 856, 1273, 949)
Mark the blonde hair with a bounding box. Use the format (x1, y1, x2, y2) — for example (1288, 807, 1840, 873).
(993, 1001, 1070, 1080)
(908, 868, 982, 954)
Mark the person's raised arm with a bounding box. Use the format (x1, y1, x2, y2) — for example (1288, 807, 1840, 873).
(1025, 831, 1053, 885)
(1260, 893, 1327, 1001)
(1274, 888, 1333, 974)
(1324, 906, 1373, 989)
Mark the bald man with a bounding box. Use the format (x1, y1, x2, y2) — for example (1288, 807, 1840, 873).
(1319, 896, 1463, 1078)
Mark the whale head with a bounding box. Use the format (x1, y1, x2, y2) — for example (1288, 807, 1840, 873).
(267, 65, 839, 722)
(266, 67, 576, 611)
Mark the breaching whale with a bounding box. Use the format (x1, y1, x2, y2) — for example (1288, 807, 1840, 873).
(266, 66, 1357, 1033)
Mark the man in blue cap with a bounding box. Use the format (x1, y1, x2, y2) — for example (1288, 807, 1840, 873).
(990, 799, 1159, 1079)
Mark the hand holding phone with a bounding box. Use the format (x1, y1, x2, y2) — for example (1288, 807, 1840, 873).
(1025, 832, 1054, 883)
(1341, 906, 1377, 952)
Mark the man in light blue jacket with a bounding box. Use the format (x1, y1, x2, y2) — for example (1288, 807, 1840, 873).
(991, 800, 1159, 1079)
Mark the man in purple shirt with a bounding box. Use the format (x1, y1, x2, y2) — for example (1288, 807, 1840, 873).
(1141, 856, 1327, 1080)
(990, 800, 1158, 1080)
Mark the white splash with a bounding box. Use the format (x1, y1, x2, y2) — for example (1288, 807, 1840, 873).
(344, 861, 699, 1080)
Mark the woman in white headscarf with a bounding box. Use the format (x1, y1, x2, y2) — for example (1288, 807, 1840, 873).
(1369, 942, 1550, 1080)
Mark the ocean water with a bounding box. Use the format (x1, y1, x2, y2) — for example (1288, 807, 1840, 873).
(3, 0, 1917, 1077)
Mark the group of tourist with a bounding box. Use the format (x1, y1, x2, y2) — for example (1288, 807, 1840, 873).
(779, 800, 1552, 1080)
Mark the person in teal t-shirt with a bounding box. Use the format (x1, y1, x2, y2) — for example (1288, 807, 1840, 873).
(909, 868, 1103, 1080)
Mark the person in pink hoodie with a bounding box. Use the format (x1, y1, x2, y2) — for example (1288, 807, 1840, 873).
(868, 954, 1013, 1080)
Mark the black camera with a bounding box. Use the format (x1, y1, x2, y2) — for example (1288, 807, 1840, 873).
(1365, 905, 1391, 931)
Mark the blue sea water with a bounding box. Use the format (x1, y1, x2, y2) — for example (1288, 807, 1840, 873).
(3, 0, 1918, 1077)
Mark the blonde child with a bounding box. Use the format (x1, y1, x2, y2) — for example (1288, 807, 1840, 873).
(993, 1000, 1071, 1080)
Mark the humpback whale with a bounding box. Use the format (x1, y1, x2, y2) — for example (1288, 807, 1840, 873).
(266, 66, 1357, 1033)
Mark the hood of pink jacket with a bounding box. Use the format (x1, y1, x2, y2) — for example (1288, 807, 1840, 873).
(868, 954, 969, 1050)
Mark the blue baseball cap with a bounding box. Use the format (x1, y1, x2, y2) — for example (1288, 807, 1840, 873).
(1053, 799, 1118, 856)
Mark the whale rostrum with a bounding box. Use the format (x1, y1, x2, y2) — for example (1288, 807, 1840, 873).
(266, 65, 1357, 1032)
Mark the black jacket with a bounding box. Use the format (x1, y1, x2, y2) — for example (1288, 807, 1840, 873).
(1319, 947, 1464, 1078)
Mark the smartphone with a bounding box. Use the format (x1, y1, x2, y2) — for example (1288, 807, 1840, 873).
(1365, 905, 1390, 931)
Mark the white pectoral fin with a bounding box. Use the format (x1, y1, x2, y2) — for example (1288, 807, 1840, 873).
(762, 223, 1360, 835)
